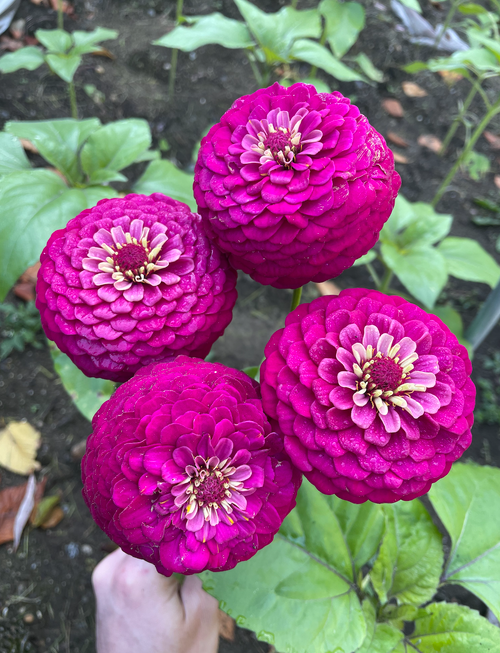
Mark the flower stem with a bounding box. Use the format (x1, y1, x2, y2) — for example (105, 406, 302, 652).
(246, 50, 263, 87)
(434, 0, 460, 49)
(378, 267, 393, 294)
(68, 81, 78, 119)
(291, 0, 299, 7)
(309, 22, 328, 79)
(168, 0, 184, 100)
(432, 97, 500, 207)
(57, 0, 64, 30)
(290, 287, 302, 312)
(366, 262, 381, 288)
(439, 82, 478, 156)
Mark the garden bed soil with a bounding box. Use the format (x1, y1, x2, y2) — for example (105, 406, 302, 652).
(1, 0, 500, 651)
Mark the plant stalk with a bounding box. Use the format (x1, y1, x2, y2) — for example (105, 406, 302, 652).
(57, 0, 64, 30)
(291, 0, 299, 7)
(68, 81, 78, 119)
(434, 0, 460, 50)
(366, 262, 381, 288)
(439, 83, 478, 155)
(309, 22, 328, 79)
(432, 97, 500, 207)
(378, 267, 393, 293)
(465, 278, 500, 350)
(290, 287, 303, 311)
(168, 0, 184, 100)
(245, 50, 263, 86)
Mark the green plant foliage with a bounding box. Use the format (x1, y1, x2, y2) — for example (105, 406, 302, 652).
(371, 500, 443, 606)
(280, 76, 332, 93)
(357, 601, 405, 653)
(49, 345, 115, 421)
(354, 53, 384, 82)
(133, 160, 196, 210)
(463, 150, 491, 180)
(476, 378, 500, 424)
(319, 0, 365, 58)
(0, 46, 45, 73)
(398, 0, 422, 13)
(290, 39, 364, 82)
(154, 13, 255, 51)
(0, 302, 43, 360)
(0, 133, 30, 179)
(432, 304, 472, 354)
(408, 602, 500, 652)
(438, 237, 500, 287)
(428, 463, 500, 621)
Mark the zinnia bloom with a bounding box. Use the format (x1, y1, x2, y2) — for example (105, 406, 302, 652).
(260, 289, 475, 503)
(194, 82, 400, 289)
(82, 357, 301, 575)
(36, 194, 237, 382)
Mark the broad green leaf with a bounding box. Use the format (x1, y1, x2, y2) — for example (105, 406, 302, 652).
(82, 185, 119, 206)
(133, 149, 161, 163)
(408, 602, 500, 652)
(200, 533, 366, 653)
(81, 119, 152, 177)
(35, 29, 72, 53)
(6, 118, 101, 186)
(72, 27, 118, 55)
(290, 39, 365, 82)
(133, 160, 195, 210)
(354, 53, 384, 82)
(88, 169, 127, 185)
(438, 237, 500, 287)
(432, 305, 472, 354)
(276, 6, 322, 43)
(0, 133, 30, 178)
(279, 77, 331, 93)
(371, 500, 443, 606)
(467, 30, 500, 59)
(0, 47, 45, 74)
(398, 0, 422, 12)
(242, 366, 259, 379)
(319, 0, 365, 58)
(154, 13, 254, 51)
(0, 170, 87, 300)
(383, 604, 424, 630)
(381, 242, 448, 309)
(463, 150, 490, 180)
(381, 195, 452, 247)
(403, 61, 428, 73)
(280, 480, 384, 580)
(428, 463, 500, 621)
(459, 2, 488, 13)
(353, 250, 377, 266)
(49, 345, 115, 421)
(357, 601, 405, 653)
(45, 52, 82, 83)
(428, 48, 500, 75)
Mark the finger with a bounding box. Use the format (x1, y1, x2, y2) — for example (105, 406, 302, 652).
(92, 548, 127, 591)
(180, 575, 219, 623)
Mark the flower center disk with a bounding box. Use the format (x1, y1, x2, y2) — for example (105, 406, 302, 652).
(114, 243, 149, 278)
(368, 356, 404, 392)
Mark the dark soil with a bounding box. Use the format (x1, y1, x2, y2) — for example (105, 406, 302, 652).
(1, 0, 500, 651)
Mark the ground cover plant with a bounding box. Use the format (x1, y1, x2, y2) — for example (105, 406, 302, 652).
(1, 1, 500, 652)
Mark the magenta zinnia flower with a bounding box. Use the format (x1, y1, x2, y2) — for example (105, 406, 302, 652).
(260, 289, 475, 503)
(194, 83, 401, 289)
(82, 357, 301, 575)
(36, 194, 237, 382)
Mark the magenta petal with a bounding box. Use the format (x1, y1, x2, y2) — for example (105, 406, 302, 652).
(351, 403, 376, 429)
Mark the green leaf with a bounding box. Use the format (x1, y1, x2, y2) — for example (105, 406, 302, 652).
(81, 119, 152, 178)
(281, 480, 384, 580)
(200, 532, 366, 653)
(242, 366, 259, 379)
(5, 118, 101, 186)
(319, 0, 365, 58)
(49, 345, 115, 421)
(72, 27, 118, 55)
(381, 195, 452, 248)
(432, 305, 472, 354)
(0, 47, 45, 74)
(408, 602, 500, 652)
(354, 53, 384, 82)
(371, 500, 443, 606)
(0, 133, 30, 178)
(280, 77, 331, 93)
(428, 48, 500, 75)
(402, 61, 428, 73)
(381, 242, 448, 309)
(383, 604, 424, 631)
(357, 601, 405, 653)
(352, 250, 377, 266)
(0, 170, 87, 301)
(45, 52, 82, 83)
(398, 0, 422, 13)
(428, 463, 500, 621)
(458, 2, 488, 13)
(462, 150, 490, 181)
(290, 39, 365, 82)
(35, 29, 72, 53)
(154, 13, 255, 51)
(81, 185, 120, 206)
(88, 169, 128, 185)
(438, 237, 500, 287)
(133, 160, 195, 211)
(133, 149, 161, 163)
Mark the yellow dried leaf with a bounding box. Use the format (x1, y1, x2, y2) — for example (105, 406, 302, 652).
(0, 421, 41, 475)
(402, 81, 428, 97)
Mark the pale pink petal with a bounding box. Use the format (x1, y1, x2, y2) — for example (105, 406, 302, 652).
(93, 272, 114, 286)
(337, 371, 357, 390)
(409, 371, 436, 388)
(93, 229, 114, 247)
(379, 406, 401, 433)
(404, 396, 425, 418)
(397, 336, 417, 360)
(377, 333, 394, 356)
(363, 325, 380, 349)
(110, 226, 127, 245)
(129, 219, 144, 241)
(353, 391, 369, 407)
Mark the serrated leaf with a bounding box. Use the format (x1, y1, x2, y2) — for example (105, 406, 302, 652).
(319, 0, 365, 58)
(0, 133, 30, 178)
(428, 463, 500, 622)
(354, 53, 384, 82)
(45, 52, 82, 83)
(0, 170, 87, 300)
(290, 39, 365, 82)
(72, 27, 118, 55)
(81, 119, 152, 178)
(381, 242, 448, 309)
(358, 600, 405, 653)
(408, 602, 500, 652)
(371, 501, 443, 606)
(0, 421, 41, 475)
(35, 28, 72, 53)
(6, 118, 101, 185)
(200, 532, 366, 653)
(154, 13, 255, 51)
(438, 237, 500, 287)
(133, 160, 195, 210)
(0, 47, 45, 74)
(50, 345, 115, 422)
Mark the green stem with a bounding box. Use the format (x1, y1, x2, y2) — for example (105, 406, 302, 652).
(176, 0, 184, 21)
(246, 50, 263, 86)
(57, 0, 64, 30)
(366, 262, 381, 288)
(168, 49, 178, 99)
(439, 83, 478, 155)
(432, 97, 500, 207)
(68, 81, 78, 119)
(290, 287, 303, 312)
(378, 267, 393, 293)
(434, 0, 461, 49)
(309, 22, 328, 79)
(291, 0, 299, 7)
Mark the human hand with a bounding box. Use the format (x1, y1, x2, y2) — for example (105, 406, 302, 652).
(92, 548, 219, 653)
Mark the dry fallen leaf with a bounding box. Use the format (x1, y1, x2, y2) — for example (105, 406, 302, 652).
(0, 421, 41, 475)
(0, 36, 24, 52)
(14, 262, 41, 302)
(382, 99, 404, 118)
(387, 131, 409, 148)
(19, 138, 38, 154)
(316, 281, 341, 296)
(484, 131, 500, 150)
(219, 610, 235, 641)
(0, 477, 46, 546)
(495, 175, 500, 190)
(392, 151, 409, 164)
(30, 494, 60, 528)
(71, 439, 87, 461)
(40, 505, 64, 529)
(402, 81, 428, 98)
(438, 70, 463, 84)
(418, 134, 442, 153)
(91, 47, 115, 60)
